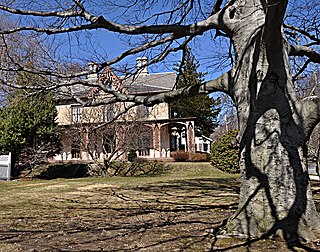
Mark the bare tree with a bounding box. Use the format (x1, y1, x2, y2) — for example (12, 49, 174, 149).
(59, 101, 155, 176)
(0, 0, 320, 243)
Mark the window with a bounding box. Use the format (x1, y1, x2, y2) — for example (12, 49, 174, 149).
(71, 105, 83, 123)
(138, 131, 151, 156)
(104, 104, 115, 122)
(103, 132, 116, 153)
(138, 136, 151, 149)
(137, 105, 149, 118)
(71, 142, 81, 159)
(138, 149, 150, 156)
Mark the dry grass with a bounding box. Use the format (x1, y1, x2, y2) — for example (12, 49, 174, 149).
(0, 162, 319, 251)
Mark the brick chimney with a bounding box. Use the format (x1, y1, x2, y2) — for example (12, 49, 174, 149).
(136, 57, 148, 74)
(87, 62, 98, 79)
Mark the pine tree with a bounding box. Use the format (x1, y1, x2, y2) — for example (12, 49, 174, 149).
(171, 49, 221, 137)
(0, 65, 61, 172)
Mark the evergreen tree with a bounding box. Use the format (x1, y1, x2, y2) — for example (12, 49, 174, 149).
(0, 66, 61, 172)
(171, 49, 221, 137)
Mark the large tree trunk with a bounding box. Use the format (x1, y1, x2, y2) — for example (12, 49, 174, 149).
(224, 0, 320, 243)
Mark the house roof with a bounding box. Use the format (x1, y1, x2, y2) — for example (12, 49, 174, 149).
(121, 72, 176, 94)
(55, 82, 92, 102)
(56, 71, 176, 101)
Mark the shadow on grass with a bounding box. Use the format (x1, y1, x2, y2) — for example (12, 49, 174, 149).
(16, 162, 90, 180)
(1, 177, 319, 251)
(37, 163, 90, 179)
(0, 177, 236, 251)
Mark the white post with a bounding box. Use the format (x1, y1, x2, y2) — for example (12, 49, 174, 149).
(7, 152, 11, 181)
(0, 152, 11, 181)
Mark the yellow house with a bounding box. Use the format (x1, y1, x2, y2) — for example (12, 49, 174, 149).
(54, 58, 196, 161)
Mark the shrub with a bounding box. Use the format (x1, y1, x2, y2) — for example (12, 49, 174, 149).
(171, 151, 209, 162)
(171, 151, 189, 161)
(210, 130, 240, 174)
(188, 152, 208, 162)
(127, 149, 137, 162)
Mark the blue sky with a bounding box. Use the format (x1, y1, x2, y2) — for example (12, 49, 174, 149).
(65, 28, 231, 82)
(46, 0, 232, 82)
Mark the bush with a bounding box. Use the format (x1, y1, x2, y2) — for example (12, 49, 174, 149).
(171, 151, 209, 162)
(127, 149, 137, 162)
(210, 130, 240, 174)
(171, 151, 189, 161)
(188, 152, 208, 162)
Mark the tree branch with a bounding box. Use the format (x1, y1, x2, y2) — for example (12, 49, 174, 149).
(300, 96, 320, 138)
(83, 70, 232, 109)
(204, 69, 234, 96)
(0, 4, 227, 36)
(94, 103, 137, 129)
(264, 0, 289, 61)
(292, 59, 312, 81)
(210, 0, 224, 16)
(100, 35, 193, 69)
(266, 0, 288, 29)
(143, 70, 233, 106)
(284, 24, 320, 44)
(289, 45, 320, 63)
(87, 70, 232, 107)
(0, 4, 83, 18)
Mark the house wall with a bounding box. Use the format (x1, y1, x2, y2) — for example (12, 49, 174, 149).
(195, 136, 213, 153)
(116, 102, 170, 121)
(56, 104, 103, 125)
(56, 102, 170, 126)
(54, 101, 192, 162)
(148, 103, 170, 120)
(56, 105, 72, 125)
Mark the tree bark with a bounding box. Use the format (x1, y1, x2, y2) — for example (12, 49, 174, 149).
(223, 0, 320, 243)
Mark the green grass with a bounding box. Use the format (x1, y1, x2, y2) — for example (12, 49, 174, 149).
(0, 163, 318, 251)
(0, 163, 244, 251)
(0, 162, 239, 216)
(167, 162, 240, 178)
(1, 162, 239, 189)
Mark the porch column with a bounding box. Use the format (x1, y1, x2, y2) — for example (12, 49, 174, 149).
(153, 124, 161, 158)
(116, 126, 126, 160)
(83, 126, 90, 160)
(187, 121, 196, 153)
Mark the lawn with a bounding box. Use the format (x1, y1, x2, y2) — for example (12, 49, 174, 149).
(0, 162, 319, 251)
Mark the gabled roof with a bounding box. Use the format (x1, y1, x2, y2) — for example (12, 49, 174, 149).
(56, 68, 176, 102)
